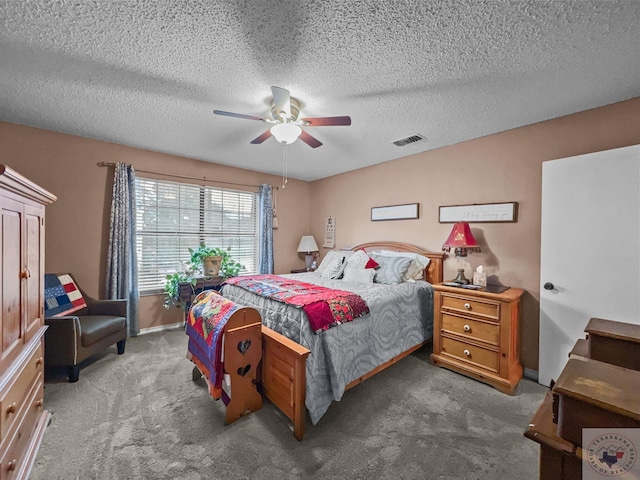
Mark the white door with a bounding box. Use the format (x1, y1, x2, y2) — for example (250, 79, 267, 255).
(539, 144, 640, 387)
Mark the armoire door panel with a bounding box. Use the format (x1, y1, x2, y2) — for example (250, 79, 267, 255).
(1, 200, 23, 370)
(24, 207, 44, 342)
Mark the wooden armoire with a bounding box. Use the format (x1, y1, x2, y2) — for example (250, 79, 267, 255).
(0, 165, 56, 479)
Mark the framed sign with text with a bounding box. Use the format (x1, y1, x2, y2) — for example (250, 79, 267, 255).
(371, 203, 419, 221)
(439, 202, 518, 223)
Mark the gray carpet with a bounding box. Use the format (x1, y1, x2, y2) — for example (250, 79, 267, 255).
(31, 328, 547, 480)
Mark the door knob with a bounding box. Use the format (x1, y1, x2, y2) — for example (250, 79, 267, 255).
(543, 282, 554, 291)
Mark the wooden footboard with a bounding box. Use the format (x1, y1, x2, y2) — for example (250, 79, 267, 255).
(260, 326, 310, 441)
(187, 292, 263, 425)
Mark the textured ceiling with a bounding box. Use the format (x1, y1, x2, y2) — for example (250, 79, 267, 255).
(1, 1, 638, 181)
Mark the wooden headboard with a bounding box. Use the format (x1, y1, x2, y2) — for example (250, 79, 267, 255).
(350, 241, 445, 285)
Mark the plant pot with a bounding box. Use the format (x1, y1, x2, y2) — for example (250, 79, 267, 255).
(202, 255, 223, 276)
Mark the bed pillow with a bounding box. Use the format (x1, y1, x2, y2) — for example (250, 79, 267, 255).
(378, 250, 431, 281)
(370, 254, 412, 284)
(322, 252, 347, 280)
(315, 250, 339, 275)
(342, 267, 376, 284)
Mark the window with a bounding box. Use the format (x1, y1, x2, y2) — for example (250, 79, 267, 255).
(135, 177, 259, 294)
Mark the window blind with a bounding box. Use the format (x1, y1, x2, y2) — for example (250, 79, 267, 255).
(135, 177, 259, 293)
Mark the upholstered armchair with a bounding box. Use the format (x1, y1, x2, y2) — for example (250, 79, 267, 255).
(44, 274, 128, 382)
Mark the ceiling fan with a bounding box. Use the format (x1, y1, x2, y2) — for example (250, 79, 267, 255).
(213, 86, 351, 148)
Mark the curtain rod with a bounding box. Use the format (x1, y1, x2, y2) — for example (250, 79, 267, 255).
(96, 161, 273, 189)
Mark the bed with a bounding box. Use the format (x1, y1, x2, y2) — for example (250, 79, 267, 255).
(221, 241, 445, 439)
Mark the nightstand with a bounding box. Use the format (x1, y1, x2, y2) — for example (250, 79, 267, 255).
(430, 283, 524, 394)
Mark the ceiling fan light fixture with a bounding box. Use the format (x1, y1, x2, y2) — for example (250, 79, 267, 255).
(271, 122, 302, 144)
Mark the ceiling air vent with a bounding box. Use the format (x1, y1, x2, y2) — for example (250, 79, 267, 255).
(392, 134, 425, 147)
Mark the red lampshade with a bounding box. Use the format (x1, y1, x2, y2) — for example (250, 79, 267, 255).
(442, 222, 480, 255)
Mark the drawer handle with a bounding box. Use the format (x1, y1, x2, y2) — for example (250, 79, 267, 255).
(36, 398, 44, 408)
(36, 356, 43, 367)
(7, 459, 17, 471)
(463, 349, 471, 357)
(463, 324, 471, 332)
(7, 402, 17, 415)
(464, 303, 471, 310)
(21, 268, 31, 279)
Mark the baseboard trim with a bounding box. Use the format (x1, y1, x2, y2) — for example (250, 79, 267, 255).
(139, 322, 183, 335)
(523, 368, 539, 382)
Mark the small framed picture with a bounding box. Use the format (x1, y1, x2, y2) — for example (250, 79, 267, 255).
(371, 203, 419, 221)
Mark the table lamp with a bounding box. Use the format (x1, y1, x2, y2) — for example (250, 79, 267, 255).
(297, 235, 319, 270)
(442, 222, 481, 284)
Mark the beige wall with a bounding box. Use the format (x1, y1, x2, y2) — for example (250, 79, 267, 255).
(309, 97, 640, 372)
(1, 122, 311, 330)
(2, 97, 639, 370)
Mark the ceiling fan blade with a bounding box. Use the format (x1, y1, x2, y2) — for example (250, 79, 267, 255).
(250, 129, 273, 144)
(213, 110, 265, 122)
(301, 116, 351, 126)
(271, 86, 291, 118)
(299, 129, 323, 148)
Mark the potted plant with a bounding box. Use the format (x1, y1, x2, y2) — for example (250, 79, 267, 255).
(188, 244, 243, 279)
(163, 244, 243, 309)
(163, 271, 196, 309)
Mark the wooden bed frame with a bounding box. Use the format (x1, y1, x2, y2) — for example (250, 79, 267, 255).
(260, 241, 445, 440)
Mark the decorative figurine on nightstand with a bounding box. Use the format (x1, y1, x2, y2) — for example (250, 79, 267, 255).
(442, 221, 481, 284)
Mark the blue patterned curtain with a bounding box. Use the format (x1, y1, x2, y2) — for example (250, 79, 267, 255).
(106, 163, 140, 336)
(258, 183, 274, 274)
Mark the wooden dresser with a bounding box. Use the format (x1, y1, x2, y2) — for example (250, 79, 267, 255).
(525, 318, 640, 479)
(430, 283, 524, 394)
(0, 166, 56, 480)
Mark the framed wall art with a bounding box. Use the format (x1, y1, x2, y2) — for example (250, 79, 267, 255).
(371, 203, 419, 221)
(439, 202, 518, 223)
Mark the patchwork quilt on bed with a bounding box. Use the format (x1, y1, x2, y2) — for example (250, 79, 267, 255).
(185, 290, 239, 402)
(44, 274, 87, 317)
(224, 274, 369, 333)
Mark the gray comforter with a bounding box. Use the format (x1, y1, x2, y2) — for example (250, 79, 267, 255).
(221, 272, 434, 424)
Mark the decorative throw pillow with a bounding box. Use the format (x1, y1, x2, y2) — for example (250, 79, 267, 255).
(321, 254, 349, 279)
(315, 250, 339, 275)
(315, 250, 354, 275)
(365, 254, 379, 269)
(343, 249, 378, 280)
(342, 267, 376, 284)
(344, 250, 371, 271)
(370, 254, 412, 284)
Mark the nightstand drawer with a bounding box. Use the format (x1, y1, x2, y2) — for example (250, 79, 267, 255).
(441, 336, 499, 373)
(441, 313, 499, 345)
(441, 295, 499, 320)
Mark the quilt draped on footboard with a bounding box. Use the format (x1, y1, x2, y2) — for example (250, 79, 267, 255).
(185, 290, 239, 402)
